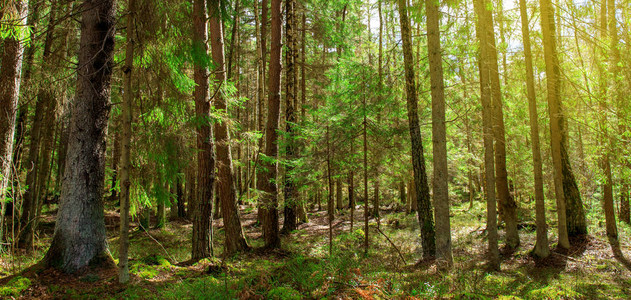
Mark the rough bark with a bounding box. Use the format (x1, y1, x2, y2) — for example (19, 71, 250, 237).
(0, 0, 28, 251)
(519, 0, 549, 258)
(257, 0, 282, 249)
(474, 0, 500, 270)
(42, 0, 117, 273)
(118, 0, 135, 282)
(281, 0, 298, 234)
(191, 0, 214, 260)
(397, 0, 436, 260)
(539, 0, 570, 249)
(427, 0, 452, 266)
(208, 0, 250, 254)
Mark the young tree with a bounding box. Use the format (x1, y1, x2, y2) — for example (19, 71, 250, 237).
(519, 0, 549, 258)
(427, 0, 452, 266)
(42, 0, 117, 272)
(191, 0, 214, 260)
(118, 0, 136, 283)
(208, 0, 250, 254)
(0, 0, 29, 250)
(396, 0, 436, 260)
(258, 0, 283, 249)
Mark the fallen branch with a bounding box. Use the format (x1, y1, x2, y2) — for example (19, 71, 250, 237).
(372, 225, 407, 265)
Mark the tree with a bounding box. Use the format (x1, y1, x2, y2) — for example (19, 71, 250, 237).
(519, 0, 549, 258)
(396, 0, 436, 260)
(208, 0, 250, 254)
(118, 0, 136, 283)
(191, 0, 214, 260)
(42, 0, 117, 272)
(427, 0, 452, 266)
(0, 0, 29, 251)
(474, 0, 500, 270)
(258, 0, 283, 249)
(539, 0, 570, 249)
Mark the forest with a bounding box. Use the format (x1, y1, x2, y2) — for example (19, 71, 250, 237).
(0, 0, 630, 298)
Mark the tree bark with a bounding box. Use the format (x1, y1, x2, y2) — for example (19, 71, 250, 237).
(0, 0, 28, 251)
(427, 0, 452, 266)
(42, 0, 117, 273)
(118, 0, 135, 282)
(397, 0, 436, 260)
(539, 0, 570, 249)
(474, 0, 500, 270)
(257, 0, 282, 249)
(519, 0, 549, 258)
(191, 0, 214, 260)
(208, 0, 250, 254)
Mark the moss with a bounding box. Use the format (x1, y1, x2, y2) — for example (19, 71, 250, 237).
(267, 286, 302, 300)
(0, 276, 32, 297)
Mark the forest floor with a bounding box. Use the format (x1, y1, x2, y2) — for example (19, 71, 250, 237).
(2, 199, 631, 299)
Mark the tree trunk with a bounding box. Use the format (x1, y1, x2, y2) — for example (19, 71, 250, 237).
(397, 0, 436, 260)
(118, 0, 135, 282)
(208, 0, 250, 254)
(281, 0, 298, 234)
(337, 178, 344, 211)
(474, 0, 500, 270)
(539, 0, 570, 249)
(191, 0, 214, 260)
(257, 0, 282, 249)
(519, 0, 549, 258)
(42, 0, 117, 273)
(0, 0, 28, 251)
(427, 0, 452, 266)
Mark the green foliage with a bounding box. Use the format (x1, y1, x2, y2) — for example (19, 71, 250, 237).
(0, 277, 31, 297)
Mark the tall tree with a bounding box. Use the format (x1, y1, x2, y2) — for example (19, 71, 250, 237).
(42, 0, 117, 272)
(208, 0, 250, 254)
(519, 0, 549, 258)
(258, 0, 283, 249)
(539, 0, 570, 249)
(396, 0, 436, 260)
(118, 0, 136, 283)
(191, 0, 214, 260)
(474, 0, 500, 270)
(0, 0, 29, 251)
(427, 0, 452, 266)
(282, 0, 298, 234)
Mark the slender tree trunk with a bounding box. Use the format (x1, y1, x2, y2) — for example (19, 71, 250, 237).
(474, 0, 500, 270)
(208, 0, 250, 254)
(118, 0, 135, 282)
(327, 126, 334, 255)
(519, 0, 549, 258)
(539, 0, 570, 249)
(427, 0, 452, 266)
(191, 0, 214, 260)
(397, 0, 436, 260)
(42, 0, 117, 273)
(257, 0, 282, 249)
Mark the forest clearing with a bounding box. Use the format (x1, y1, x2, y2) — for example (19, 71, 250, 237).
(1, 0, 631, 298)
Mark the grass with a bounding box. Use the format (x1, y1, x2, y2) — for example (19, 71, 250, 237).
(2, 199, 631, 299)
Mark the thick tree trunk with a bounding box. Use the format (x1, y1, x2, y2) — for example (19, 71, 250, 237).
(191, 0, 214, 260)
(281, 0, 298, 234)
(519, 0, 550, 258)
(539, 0, 570, 249)
(427, 0, 452, 266)
(474, 0, 500, 270)
(0, 0, 28, 251)
(42, 0, 117, 273)
(257, 0, 282, 249)
(397, 0, 436, 260)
